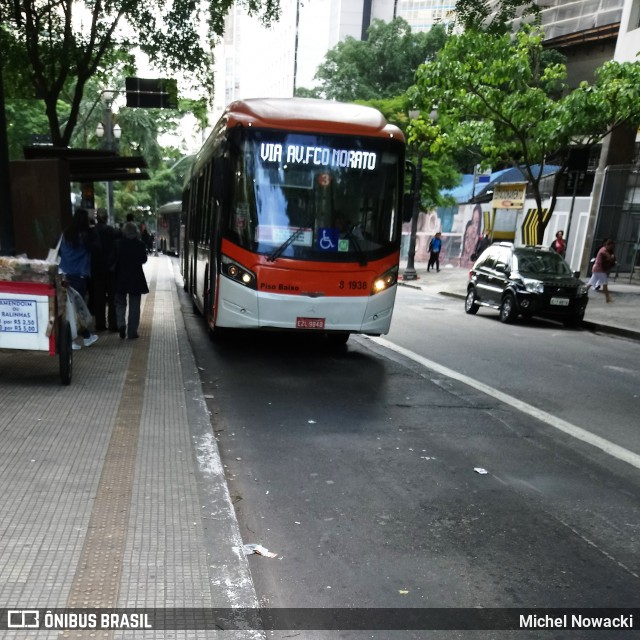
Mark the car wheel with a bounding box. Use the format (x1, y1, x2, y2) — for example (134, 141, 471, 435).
(465, 288, 479, 315)
(499, 294, 517, 324)
(563, 312, 584, 328)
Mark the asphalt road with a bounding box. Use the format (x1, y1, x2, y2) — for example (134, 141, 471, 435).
(181, 283, 640, 640)
(389, 285, 640, 456)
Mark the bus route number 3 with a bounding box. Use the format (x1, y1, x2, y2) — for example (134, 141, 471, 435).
(339, 280, 368, 290)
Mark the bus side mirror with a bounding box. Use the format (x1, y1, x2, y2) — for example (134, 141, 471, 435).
(402, 194, 415, 222)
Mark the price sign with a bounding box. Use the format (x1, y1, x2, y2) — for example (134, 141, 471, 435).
(0, 298, 39, 334)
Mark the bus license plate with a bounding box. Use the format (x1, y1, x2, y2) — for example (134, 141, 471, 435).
(550, 297, 570, 306)
(296, 317, 325, 329)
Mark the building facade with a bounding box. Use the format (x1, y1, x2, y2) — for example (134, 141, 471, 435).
(208, 0, 640, 276)
(211, 0, 456, 122)
(583, 0, 640, 276)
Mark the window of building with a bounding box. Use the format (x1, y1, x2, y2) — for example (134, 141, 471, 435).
(630, 0, 640, 30)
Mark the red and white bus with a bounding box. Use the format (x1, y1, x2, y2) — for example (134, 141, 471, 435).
(156, 200, 183, 256)
(182, 97, 407, 344)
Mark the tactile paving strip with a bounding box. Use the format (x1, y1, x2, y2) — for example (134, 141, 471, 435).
(63, 278, 156, 637)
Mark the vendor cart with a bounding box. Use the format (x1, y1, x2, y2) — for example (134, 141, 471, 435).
(0, 257, 73, 385)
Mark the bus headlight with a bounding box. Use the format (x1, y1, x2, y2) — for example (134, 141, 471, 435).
(221, 255, 257, 289)
(372, 266, 398, 295)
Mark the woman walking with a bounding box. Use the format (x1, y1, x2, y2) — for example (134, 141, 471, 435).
(110, 222, 149, 339)
(586, 238, 616, 303)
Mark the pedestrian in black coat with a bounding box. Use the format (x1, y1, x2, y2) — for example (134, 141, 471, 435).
(92, 208, 119, 331)
(110, 222, 149, 340)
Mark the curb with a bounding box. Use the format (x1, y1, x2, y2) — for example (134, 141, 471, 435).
(438, 291, 465, 300)
(398, 281, 424, 291)
(581, 320, 640, 342)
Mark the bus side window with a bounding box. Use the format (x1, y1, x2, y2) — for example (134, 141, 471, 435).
(212, 160, 226, 200)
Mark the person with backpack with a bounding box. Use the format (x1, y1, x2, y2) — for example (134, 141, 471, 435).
(427, 232, 442, 272)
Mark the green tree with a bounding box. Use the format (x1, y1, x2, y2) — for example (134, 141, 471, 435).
(454, 0, 541, 34)
(133, 153, 194, 214)
(4, 99, 51, 158)
(352, 96, 459, 210)
(0, 0, 280, 147)
(293, 86, 321, 99)
(405, 110, 459, 211)
(411, 27, 640, 242)
(311, 19, 447, 102)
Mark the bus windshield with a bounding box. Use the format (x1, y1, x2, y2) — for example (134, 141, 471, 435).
(225, 129, 403, 262)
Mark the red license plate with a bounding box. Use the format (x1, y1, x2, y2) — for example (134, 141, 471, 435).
(296, 317, 325, 330)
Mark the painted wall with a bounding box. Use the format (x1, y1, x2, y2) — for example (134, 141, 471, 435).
(402, 195, 592, 272)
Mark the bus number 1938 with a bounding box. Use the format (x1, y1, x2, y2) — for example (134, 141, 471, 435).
(339, 280, 368, 290)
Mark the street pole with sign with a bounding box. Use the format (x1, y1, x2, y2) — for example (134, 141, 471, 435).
(403, 149, 423, 281)
(95, 91, 122, 225)
(403, 108, 437, 281)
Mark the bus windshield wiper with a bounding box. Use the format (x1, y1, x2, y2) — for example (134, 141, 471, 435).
(267, 219, 313, 262)
(345, 227, 368, 266)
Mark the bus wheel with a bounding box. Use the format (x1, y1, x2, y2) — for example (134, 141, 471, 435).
(327, 332, 350, 346)
(208, 324, 226, 342)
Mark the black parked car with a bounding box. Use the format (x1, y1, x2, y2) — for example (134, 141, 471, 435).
(465, 243, 589, 326)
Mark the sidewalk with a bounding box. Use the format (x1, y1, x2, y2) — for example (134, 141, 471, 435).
(0, 256, 261, 637)
(399, 260, 640, 341)
(0, 254, 637, 636)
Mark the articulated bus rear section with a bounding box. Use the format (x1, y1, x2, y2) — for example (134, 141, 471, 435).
(156, 201, 183, 255)
(182, 98, 409, 344)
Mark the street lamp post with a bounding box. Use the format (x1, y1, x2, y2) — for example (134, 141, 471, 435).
(403, 107, 437, 281)
(403, 149, 423, 281)
(95, 91, 121, 225)
(403, 109, 424, 281)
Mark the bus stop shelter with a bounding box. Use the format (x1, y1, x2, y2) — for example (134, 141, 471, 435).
(10, 147, 149, 259)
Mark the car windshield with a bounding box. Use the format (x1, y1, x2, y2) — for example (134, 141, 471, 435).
(225, 129, 403, 262)
(514, 249, 573, 276)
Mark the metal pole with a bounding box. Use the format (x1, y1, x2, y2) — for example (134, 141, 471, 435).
(403, 151, 422, 281)
(564, 169, 579, 268)
(0, 62, 15, 256)
(105, 98, 114, 225)
(293, 0, 300, 94)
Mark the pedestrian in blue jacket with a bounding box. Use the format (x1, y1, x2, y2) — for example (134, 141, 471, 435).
(427, 232, 442, 272)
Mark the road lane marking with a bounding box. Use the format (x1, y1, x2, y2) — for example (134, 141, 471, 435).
(371, 337, 640, 471)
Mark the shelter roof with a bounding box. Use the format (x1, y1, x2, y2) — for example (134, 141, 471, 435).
(22, 146, 149, 182)
(443, 165, 561, 204)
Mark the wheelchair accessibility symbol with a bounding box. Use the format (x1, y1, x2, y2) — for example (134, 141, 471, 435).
(318, 228, 339, 251)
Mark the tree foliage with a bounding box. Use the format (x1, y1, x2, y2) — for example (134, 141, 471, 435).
(410, 27, 640, 242)
(406, 111, 459, 210)
(311, 19, 447, 102)
(4, 99, 52, 158)
(357, 96, 459, 209)
(0, 0, 280, 146)
(454, 0, 541, 34)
